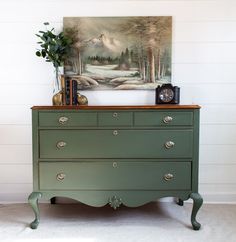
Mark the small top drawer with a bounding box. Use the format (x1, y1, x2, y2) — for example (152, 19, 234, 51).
(98, 112, 133, 126)
(134, 111, 193, 126)
(39, 112, 97, 127)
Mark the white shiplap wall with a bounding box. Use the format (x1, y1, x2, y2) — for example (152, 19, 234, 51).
(0, 0, 236, 203)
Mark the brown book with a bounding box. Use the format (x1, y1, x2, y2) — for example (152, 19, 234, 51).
(69, 79, 73, 105)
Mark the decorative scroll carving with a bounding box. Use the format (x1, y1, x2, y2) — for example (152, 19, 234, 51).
(108, 196, 122, 210)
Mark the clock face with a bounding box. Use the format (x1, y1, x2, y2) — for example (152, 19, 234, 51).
(159, 88, 174, 103)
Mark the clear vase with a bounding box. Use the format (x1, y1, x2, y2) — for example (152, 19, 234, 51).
(53, 66, 64, 94)
(52, 66, 64, 105)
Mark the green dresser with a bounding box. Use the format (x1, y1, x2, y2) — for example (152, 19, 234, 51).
(29, 105, 203, 230)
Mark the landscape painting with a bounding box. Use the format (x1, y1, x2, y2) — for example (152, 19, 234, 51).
(63, 16, 172, 90)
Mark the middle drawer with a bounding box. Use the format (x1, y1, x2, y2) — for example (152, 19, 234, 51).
(39, 129, 193, 159)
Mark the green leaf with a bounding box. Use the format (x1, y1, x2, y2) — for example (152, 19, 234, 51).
(41, 50, 46, 58)
(36, 51, 41, 57)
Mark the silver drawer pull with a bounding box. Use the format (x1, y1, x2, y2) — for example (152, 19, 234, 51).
(165, 141, 175, 149)
(113, 112, 118, 118)
(163, 116, 173, 124)
(113, 162, 118, 168)
(164, 173, 174, 181)
(113, 130, 118, 136)
(56, 173, 66, 181)
(58, 116, 69, 124)
(56, 141, 67, 149)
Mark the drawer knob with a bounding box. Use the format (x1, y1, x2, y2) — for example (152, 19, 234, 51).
(56, 141, 67, 149)
(113, 130, 118, 136)
(163, 116, 173, 124)
(165, 141, 175, 149)
(113, 112, 118, 118)
(113, 162, 118, 168)
(59, 116, 69, 124)
(164, 173, 174, 181)
(56, 173, 66, 181)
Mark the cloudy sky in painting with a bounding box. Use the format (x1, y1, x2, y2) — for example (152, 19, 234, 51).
(64, 17, 139, 57)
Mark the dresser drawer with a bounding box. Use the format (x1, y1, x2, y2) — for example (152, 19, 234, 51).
(98, 112, 133, 126)
(39, 112, 97, 127)
(39, 129, 193, 159)
(134, 111, 193, 126)
(39, 161, 191, 190)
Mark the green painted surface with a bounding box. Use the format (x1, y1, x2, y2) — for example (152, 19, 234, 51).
(98, 111, 133, 126)
(39, 129, 193, 159)
(39, 161, 191, 190)
(134, 111, 193, 126)
(190, 192, 203, 230)
(39, 190, 191, 207)
(30, 107, 202, 229)
(39, 112, 97, 127)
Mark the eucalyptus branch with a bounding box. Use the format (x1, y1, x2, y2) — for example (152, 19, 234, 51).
(35, 22, 72, 68)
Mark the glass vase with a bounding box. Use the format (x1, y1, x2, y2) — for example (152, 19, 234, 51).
(53, 66, 64, 94)
(52, 66, 64, 105)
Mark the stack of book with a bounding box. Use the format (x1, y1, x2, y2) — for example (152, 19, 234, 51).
(61, 76, 78, 105)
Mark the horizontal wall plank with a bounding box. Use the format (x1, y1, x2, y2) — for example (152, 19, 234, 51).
(1, 144, 236, 166)
(173, 42, 236, 64)
(174, 21, 236, 43)
(0, 145, 32, 164)
(200, 124, 236, 145)
(200, 164, 236, 184)
(0, 83, 236, 106)
(1, 144, 236, 165)
(180, 84, 236, 105)
(1, 62, 236, 85)
(0, 84, 51, 105)
(0, 22, 62, 44)
(0, 164, 32, 183)
(200, 105, 236, 124)
(0, 119, 235, 146)
(2, 20, 236, 45)
(199, 183, 236, 203)
(0, 106, 31, 125)
(200, 145, 236, 164)
(173, 63, 236, 84)
(0, 1, 236, 22)
(1, 183, 236, 204)
(0, 125, 31, 145)
(2, 43, 236, 76)
(0, 184, 32, 203)
(0, 183, 32, 193)
(1, 163, 236, 184)
(199, 183, 236, 195)
(1, 103, 236, 126)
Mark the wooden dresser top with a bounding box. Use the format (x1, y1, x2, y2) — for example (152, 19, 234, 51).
(32, 105, 201, 110)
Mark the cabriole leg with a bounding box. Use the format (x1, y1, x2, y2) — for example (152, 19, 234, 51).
(190, 193, 203, 230)
(50, 197, 56, 204)
(176, 198, 184, 206)
(28, 192, 42, 229)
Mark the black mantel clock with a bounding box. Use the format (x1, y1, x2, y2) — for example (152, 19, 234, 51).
(156, 84, 180, 104)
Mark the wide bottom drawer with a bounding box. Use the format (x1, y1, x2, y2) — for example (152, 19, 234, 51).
(39, 161, 191, 190)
